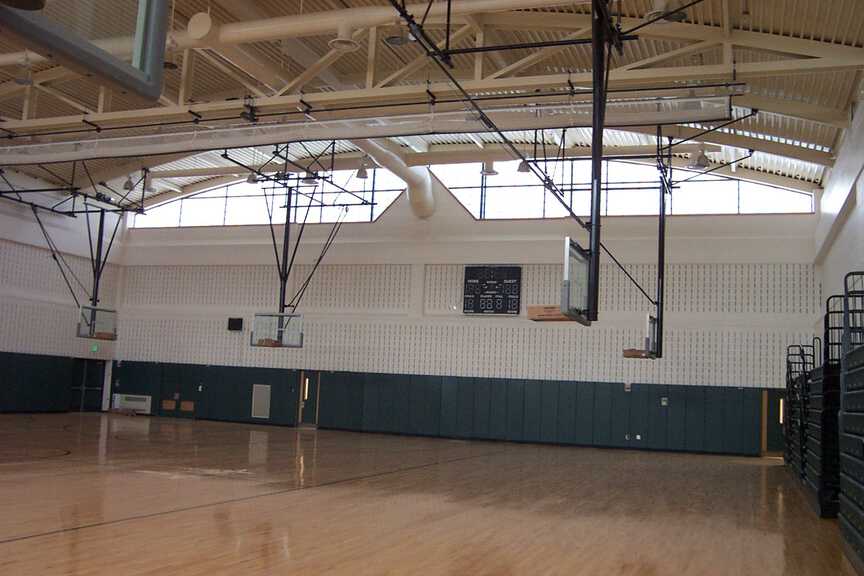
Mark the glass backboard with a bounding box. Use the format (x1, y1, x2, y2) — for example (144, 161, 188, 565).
(251, 313, 304, 349)
(561, 236, 591, 326)
(0, 0, 169, 101)
(77, 305, 117, 341)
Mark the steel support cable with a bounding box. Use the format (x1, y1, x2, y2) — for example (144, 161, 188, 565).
(0, 170, 24, 201)
(271, 147, 370, 205)
(220, 151, 330, 207)
(31, 206, 84, 308)
(34, 209, 90, 296)
(263, 181, 284, 278)
(657, 110, 758, 154)
(284, 179, 317, 288)
(387, 0, 659, 309)
(288, 209, 347, 309)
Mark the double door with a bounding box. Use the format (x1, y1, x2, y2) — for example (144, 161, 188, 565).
(70, 359, 105, 412)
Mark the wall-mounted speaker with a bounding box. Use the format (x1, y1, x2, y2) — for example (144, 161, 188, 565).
(227, 317, 243, 331)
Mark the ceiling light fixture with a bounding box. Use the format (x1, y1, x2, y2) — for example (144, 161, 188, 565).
(481, 161, 498, 177)
(384, 30, 417, 47)
(122, 175, 134, 191)
(687, 145, 711, 170)
(302, 172, 318, 185)
(645, 0, 689, 24)
(356, 156, 369, 180)
(246, 172, 259, 184)
(517, 160, 531, 173)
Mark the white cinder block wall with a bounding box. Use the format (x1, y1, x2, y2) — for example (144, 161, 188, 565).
(113, 260, 816, 388)
(0, 199, 122, 361)
(1, 183, 821, 389)
(111, 193, 820, 389)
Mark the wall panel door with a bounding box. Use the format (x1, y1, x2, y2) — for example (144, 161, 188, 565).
(610, 383, 630, 448)
(667, 385, 687, 451)
(575, 381, 595, 445)
(473, 378, 491, 439)
(440, 376, 459, 438)
(647, 384, 669, 451)
(628, 384, 650, 448)
(523, 380, 541, 443)
(685, 387, 706, 452)
(488, 379, 508, 440)
(557, 381, 577, 445)
(593, 383, 613, 446)
(506, 379, 525, 442)
(362, 374, 381, 432)
(456, 377, 475, 438)
(540, 380, 559, 444)
(704, 387, 725, 453)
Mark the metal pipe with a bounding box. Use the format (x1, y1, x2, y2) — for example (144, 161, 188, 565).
(278, 189, 292, 314)
(655, 150, 668, 359)
(0, 0, 581, 67)
(587, 0, 606, 322)
(440, 35, 638, 55)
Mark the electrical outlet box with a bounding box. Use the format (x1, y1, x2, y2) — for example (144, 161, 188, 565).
(624, 382, 632, 392)
(661, 396, 669, 407)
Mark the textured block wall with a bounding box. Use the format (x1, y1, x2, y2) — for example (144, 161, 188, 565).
(0, 239, 118, 360)
(114, 260, 818, 388)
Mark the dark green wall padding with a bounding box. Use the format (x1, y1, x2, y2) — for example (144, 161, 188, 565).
(112, 361, 300, 426)
(318, 373, 764, 456)
(0, 351, 76, 412)
(2, 351, 770, 457)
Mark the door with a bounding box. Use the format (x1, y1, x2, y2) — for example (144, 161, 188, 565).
(71, 359, 105, 412)
(299, 371, 320, 425)
(766, 389, 785, 453)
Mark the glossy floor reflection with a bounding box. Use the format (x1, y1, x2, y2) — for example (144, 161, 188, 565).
(0, 413, 854, 575)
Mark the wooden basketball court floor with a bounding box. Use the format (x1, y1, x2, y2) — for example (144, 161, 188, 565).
(0, 413, 853, 575)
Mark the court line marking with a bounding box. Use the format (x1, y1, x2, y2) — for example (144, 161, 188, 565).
(0, 446, 506, 546)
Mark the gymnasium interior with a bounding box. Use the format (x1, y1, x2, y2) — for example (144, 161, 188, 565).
(1, 0, 863, 574)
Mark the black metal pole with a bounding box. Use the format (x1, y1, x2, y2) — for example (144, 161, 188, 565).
(587, 0, 606, 322)
(656, 154, 667, 359)
(91, 209, 105, 307)
(278, 188, 292, 314)
(89, 209, 106, 335)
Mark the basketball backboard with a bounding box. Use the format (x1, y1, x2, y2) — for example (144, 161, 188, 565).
(251, 313, 304, 349)
(0, 0, 169, 101)
(77, 305, 117, 341)
(561, 236, 591, 326)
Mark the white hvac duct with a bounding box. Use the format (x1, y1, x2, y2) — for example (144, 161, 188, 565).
(350, 138, 435, 219)
(0, 0, 580, 67)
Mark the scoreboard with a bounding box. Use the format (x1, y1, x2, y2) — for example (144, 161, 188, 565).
(463, 266, 522, 315)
